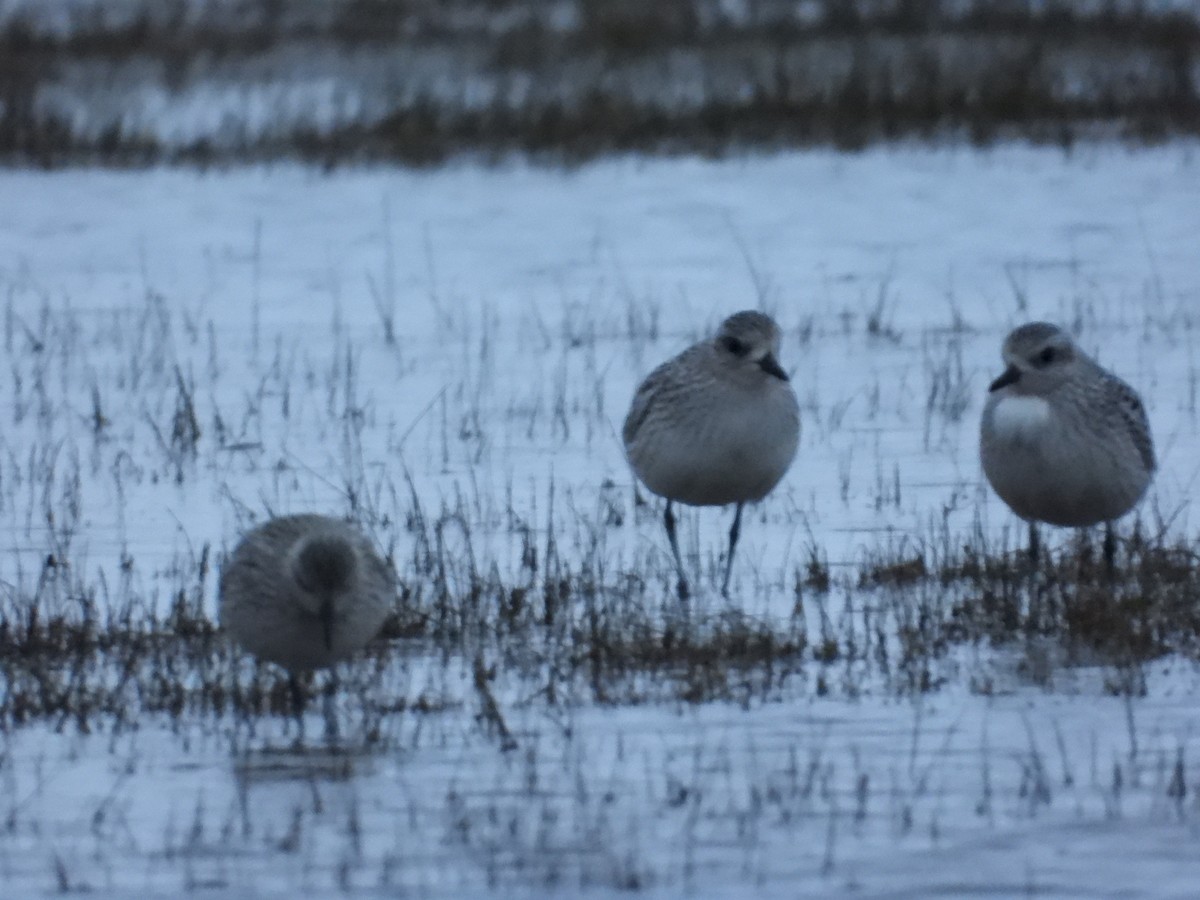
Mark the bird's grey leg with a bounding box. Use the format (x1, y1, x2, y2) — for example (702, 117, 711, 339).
(288, 672, 305, 715)
(664, 500, 689, 600)
(1028, 521, 1040, 569)
(721, 502, 745, 598)
(322, 669, 340, 743)
(288, 671, 308, 744)
(1103, 522, 1116, 577)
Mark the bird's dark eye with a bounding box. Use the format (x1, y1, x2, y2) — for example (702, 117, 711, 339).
(1036, 346, 1057, 366)
(721, 335, 748, 356)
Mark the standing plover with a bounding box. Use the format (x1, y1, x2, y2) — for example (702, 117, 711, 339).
(220, 514, 395, 672)
(980, 322, 1155, 569)
(623, 311, 800, 597)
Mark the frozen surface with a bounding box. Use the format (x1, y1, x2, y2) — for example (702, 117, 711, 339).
(2, 142, 1200, 895)
(6, 666, 1200, 897)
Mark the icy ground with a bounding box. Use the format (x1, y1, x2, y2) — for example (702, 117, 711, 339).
(2, 142, 1200, 895)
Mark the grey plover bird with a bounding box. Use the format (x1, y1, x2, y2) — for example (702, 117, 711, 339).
(980, 322, 1155, 570)
(623, 310, 800, 598)
(220, 514, 395, 672)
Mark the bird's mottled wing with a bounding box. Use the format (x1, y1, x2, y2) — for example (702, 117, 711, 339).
(1104, 373, 1155, 473)
(623, 354, 682, 447)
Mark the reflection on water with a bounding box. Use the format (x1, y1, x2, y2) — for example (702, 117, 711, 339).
(5, 662, 1200, 896)
(233, 744, 378, 783)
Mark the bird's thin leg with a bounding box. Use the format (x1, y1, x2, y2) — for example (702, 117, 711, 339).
(721, 502, 745, 598)
(1028, 521, 1040, 570)
(664, 500, 689, 600)
(288, 672, 305, 716)
(288, 671, 308, 744)
(1103, 522, 1116, 578)
(322, 669, 340, 743)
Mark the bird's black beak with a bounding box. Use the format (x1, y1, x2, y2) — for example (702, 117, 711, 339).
(320, 597, 335, 651)
(989, 365, 1020, 392)
(758, 353, 789, 381)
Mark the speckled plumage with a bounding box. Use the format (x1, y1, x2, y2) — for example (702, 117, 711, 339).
(980, 322, 1155, 532)
(623, 311, 800, 596)
(220, 514, 395, 670)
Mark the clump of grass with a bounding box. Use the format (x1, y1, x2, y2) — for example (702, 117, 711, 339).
(937, 529, 1200, 664)
(860, 552, 927, 588)
(574, 606, 807, 705)
(5, 516, 1200, 735)
(798, 547, 832, 593)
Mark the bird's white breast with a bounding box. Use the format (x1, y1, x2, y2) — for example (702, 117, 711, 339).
(991, 394, 1052, 440)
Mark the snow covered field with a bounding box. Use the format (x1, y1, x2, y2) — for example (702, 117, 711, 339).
(3, 142, 1200, 896)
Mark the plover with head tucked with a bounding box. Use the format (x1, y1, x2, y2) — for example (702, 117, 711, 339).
(980, 322, 1155, 569)
(220, 514, 395, 672)
(623, 310, 800, 598)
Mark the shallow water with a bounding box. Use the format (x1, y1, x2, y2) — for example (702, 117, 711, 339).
(2, 143, 1200, 894)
